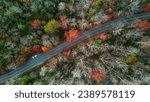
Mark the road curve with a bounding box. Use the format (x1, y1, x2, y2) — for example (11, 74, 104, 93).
(0, 13, 150, 83)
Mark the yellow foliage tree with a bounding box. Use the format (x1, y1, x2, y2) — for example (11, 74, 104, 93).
(125, 54, 138, 64)
(88, 8, 97, 17)
(44, 20, 60, 33)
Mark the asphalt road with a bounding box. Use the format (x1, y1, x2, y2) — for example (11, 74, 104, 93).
(0, 13, 150, 83)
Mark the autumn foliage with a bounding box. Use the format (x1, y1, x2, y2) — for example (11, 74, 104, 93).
(90, 69, 105, 81)
(16, 57, 27, 66)
(32, 45, 42, 54)
(64, 28, 81, 42)
(144, 3, 150, 12)
(31, 19, 41, 29)
(41, 46, 51, 53)
(62, 48, 72, 57)
(136, 20, 149, 31)
(97, 32, 108, 40)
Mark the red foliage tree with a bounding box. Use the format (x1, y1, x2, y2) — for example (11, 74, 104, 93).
(62, 48, 71, 57)
(31, 19, 41, 29)
(97, 32, 108, 40)
(90, 69, 105, 81)
(16, 57, 27, 66)
(136, 20, 149, 31)
(144, 3, 150, 12)
(64, 28, 81, 42)
(32, 45, 42, 54)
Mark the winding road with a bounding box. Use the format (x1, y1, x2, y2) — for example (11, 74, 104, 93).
(0, 13, 150, 83)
